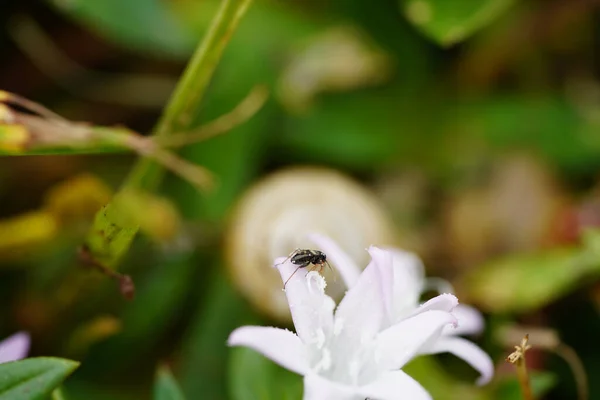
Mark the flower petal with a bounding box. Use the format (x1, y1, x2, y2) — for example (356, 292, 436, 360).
(308, 233, 361, 288)
(421, 336, 494, 385)
(275, 257, 335, 343)
(0, 332, 30, 363)
(380, 248, 425, 324)
(409, 293, 458, 318)
(444, 304, 485, 336)
(334, 254, 384, 342)
(368, 247, 394, 325)
(359, 370, 432, 400)
(228, 326, 309, 376)
(303, 373, 360, 400)
(375, 310, 457, 370)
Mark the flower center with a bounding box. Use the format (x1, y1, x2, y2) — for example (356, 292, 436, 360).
(307, 319, 382, 387)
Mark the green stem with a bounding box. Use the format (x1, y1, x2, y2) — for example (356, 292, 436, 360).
(83, 0, 253, 269)
(516, 356, 534, 400)
(125, 0, 253, 191)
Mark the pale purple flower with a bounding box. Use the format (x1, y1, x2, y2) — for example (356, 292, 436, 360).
(229, 247, 463, 400)
(310, 233, 493, 385)
(0, 332, 30, 364)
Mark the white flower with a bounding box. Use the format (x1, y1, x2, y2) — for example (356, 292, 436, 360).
(229, 247, 463, 400)
(310, 233, 494, 385)
(0, 332, 30, 364)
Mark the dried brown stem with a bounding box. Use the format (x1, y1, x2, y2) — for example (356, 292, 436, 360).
(77, 245, 135, 300)
(0, 90, 67, 121)
(554, 344, 588, 400)
(506, 334, 534, 400)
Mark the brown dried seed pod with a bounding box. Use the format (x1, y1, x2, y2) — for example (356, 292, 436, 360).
(225, 167, 396, 321)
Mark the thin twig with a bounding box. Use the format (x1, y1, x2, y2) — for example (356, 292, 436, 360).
(0, 90, 67, 121)
(77, 245, 135, 300)
(155, 85, 268, 148)
(554, 343, 589, 400)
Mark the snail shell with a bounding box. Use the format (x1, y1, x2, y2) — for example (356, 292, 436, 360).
(225, 167, 396, 321)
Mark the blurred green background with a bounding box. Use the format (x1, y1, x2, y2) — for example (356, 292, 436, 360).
(1, 0, 600, 399)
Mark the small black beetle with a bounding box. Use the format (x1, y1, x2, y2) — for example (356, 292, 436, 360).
(277, 249, 331, 288)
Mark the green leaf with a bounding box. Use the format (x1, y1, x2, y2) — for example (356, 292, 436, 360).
(47, 0, 194, 58)
(0, 357, 80, 400)
(154, 366, 186, 400)
(228, 347, 302, 400)
(461, 231, 600, 313)
(83, 201, 139, 269)
(401, 0, 515, 46)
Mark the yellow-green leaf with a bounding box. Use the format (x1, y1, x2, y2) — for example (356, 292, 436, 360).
(401, 0, 515, 46)
(154, 366, 186, 400)
(460, 233, 600, 313)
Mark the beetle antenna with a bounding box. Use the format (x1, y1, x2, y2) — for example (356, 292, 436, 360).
(283, 266, 302, 289)
(325, 261, 336, 283)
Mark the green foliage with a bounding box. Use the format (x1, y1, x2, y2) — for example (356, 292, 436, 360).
(462, 230, 600, 313)
(281, 91, 402, 169)
(154, 366, 186, 400)
(87, 251, 196, 369)
(496, 371, 557, 399)
(84, 202, 139, 269)
(179, 271, 256, 400)
(403, 357, 489, 400)
(83, 0, 253, 269)
(228, 348, 302, 400)
(0, 358, 79, 400)
(46, 0, 194, 58)
(401, 0, 516, 45)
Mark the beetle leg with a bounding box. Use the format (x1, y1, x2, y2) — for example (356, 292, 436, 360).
(283, 265, 303, 288)
(274, 248, 301, 267)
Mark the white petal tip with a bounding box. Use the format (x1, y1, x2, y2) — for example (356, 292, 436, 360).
(227, 328, 244, 347)
(476, 374, 493, 386)
(0, 331, 30, 363)
(273, 257, 287, 267)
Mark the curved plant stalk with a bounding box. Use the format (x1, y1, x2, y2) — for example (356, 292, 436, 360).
(0, 84, 267, 189)
(501, 325, 589, 400)
(126, 0, 254, 192)
(506, 334, 534, 400)
(83, 0, 254, 271)
(554, 343, 588, 400)
(0, 93, 212, 190)
(155, 85, 268, 148)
